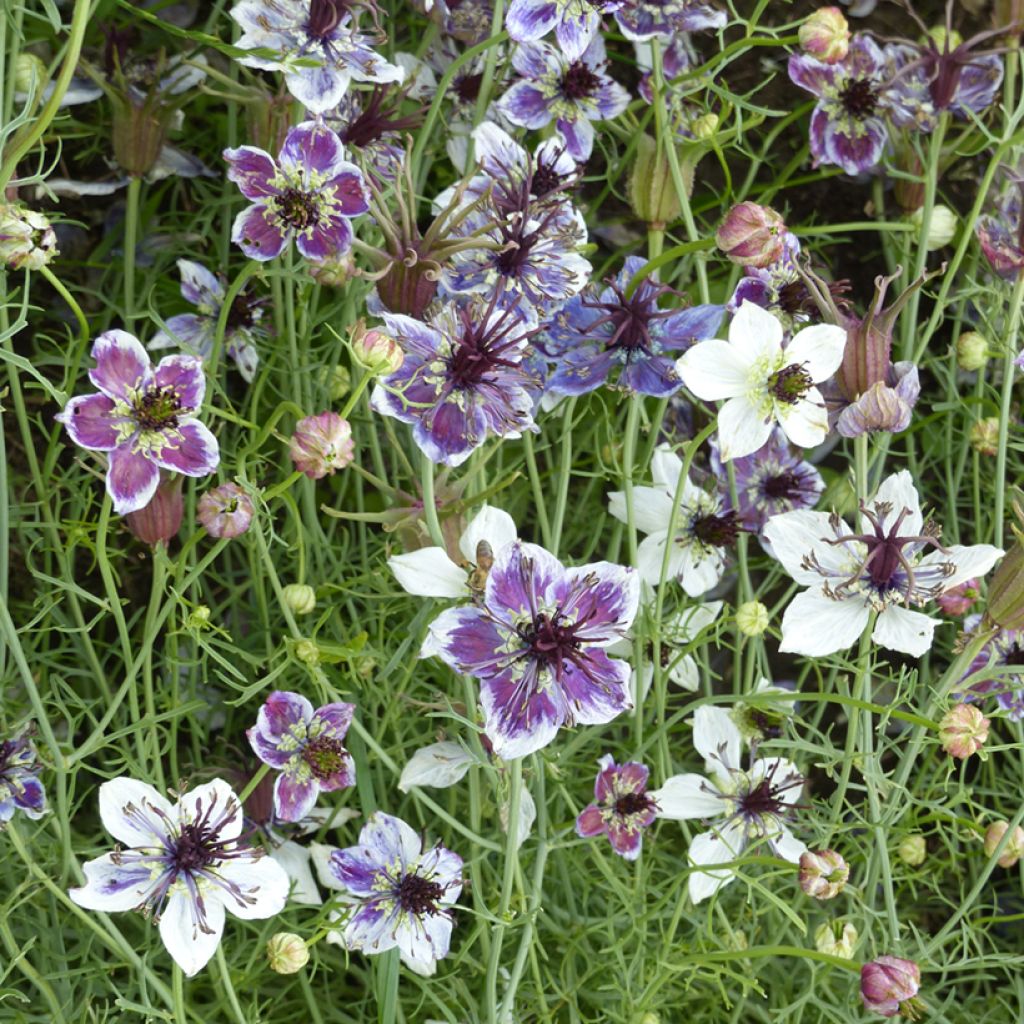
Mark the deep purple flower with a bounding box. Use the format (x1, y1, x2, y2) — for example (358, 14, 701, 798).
(326, 812, 462, 974)
(543, 255, 724, 397)
(224, 120, 369, 263)
(497, 36, 630, 162)
(505, 0, 622, 61)
(247, 690, 356, 822)
(370, 300, 543, 467)
(575, 754, 658, 860)
(325, 88, 419, 184)
(197, 482, 255, 539)
(424, 541, 640, 759)
(0, 734, 46, 823)
(56, 331, 219, 515)
(614, 0, 726, 41)
(788, 34, 893, 174)
(978, 182, 1024, 279)
(231, 0, 404, 113)
(963, 614, 1024, 719)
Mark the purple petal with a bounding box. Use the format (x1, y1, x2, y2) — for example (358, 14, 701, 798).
(295, 216, 353, 263)
(575, 804, 607, 838)
(273, 773, 320, 823)
(787, 54, 835, 97)
(260, 690, 315, 739)
(330, 848, 380, 895)
(56, 393, 126, 451)
(326, 167, 370, 216)
(511, 40, 560, 79)
(660, 304, 726, 349)
(561, 561, 640, 640)
(821, 115, 887, 175)
(149, 419, 219, 477)
(606, 819, 643, 860)
(88, 330, 152, 401)
(280, 121, 347, 179)
(426, 606, 508, 676)
(618, 762, 650, 793)
(412, 399, 487, 466)
(153, 354, 205, 411)
(485, 542, 566, 621)
(14, 775, 46, 815)
(224, 145, 280, 199)
(177, 259, 223, 308)
(480, 668, 562, 759)
(618, 355, 682, 397)
(313, 702, 355, 738)
(106, 446, 160, 515)
(284, 65, 350, 115)
(555, 10, 598, 62)
(246, 726, 293, 768)
(499, 82, 554, 130)
(559, 652, 631, 725)
(231, 203, 288, 261)
(546, 348, 615, 396)
(506, 0, 558, 43)
(556, 116, 594, 161)
(593, 79, 630, 120)
(153, 314, 214, 356)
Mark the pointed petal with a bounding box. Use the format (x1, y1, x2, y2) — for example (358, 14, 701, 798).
(778, 588, 869, 656)
(872, 605, 938, 657)
(692, 706, 743, 775)
(650, 773, 724, 820)
(106, 446, 160, 515)
(677, 339, 753, 400)
(159, 888, 224, 976)
(389, 547, 468, 598)
(99, 777, 174, 846)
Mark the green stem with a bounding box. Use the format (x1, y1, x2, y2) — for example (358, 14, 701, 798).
(123, 176, 142, 324)
(994, 273, 1024, 542)
(420, 452, 445, 548)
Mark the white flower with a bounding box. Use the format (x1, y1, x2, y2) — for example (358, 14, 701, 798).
(676, 301, 847, 461)
(398, 742, 475, 792)
(389, 504, 517, 599)
(763, 470, 1003, 657)
(650, 706, 807, 904)
(609, 446, 737, 596)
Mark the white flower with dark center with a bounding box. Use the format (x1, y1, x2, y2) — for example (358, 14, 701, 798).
(650, 706, 806, 904)
(677, 301, 847, 461)
(763, 470, 1003, 657)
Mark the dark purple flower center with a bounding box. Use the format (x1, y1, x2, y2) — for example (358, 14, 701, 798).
(226, 289, 259, 334)
(839, 77, 878, 119)
(581, 277, 682, 358)
(303, 735, 347, 780)
(341, 89, 423, 148)
(762, 470, 803, 501)
(395, 871, 445, 915)
(521, 611, 585, 681)
(614, 791, 652, 817)
(307, 0, 345, 39)
(767, 363, 813, 405)
(172, 820, 220, 874)
(531, 158, 568, 199)
(446, 305, 530, 389)
(561, 61, 601, 101)
(738, 779, 787, 818)
(0, 741, 13, 773)
(454, 71, 484, 105)
(277, 188, 321, 230)
(135, 385, 182, 431)
(1004, 643, 1024, 667)
(692, 509, 740, 547)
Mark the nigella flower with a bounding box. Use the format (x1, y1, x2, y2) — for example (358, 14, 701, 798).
(961, 614, 1024, 719)
(788, 34, 895, 174)
(69, 778, 289, 976)
(497, 36, 630, 162)
(149, 259, 262, 382)
(247, 691, 356, 823)
(56, 331, 219, 515)
(763, 471, 1003, 658)
(543, 256, 724, 397)
(0, 734, 46, 823)
(324, 87, 421, 184)
(977, 180, 1024, 279)
(614, 0, 726, 41)
(230, 0, 404, 113)
(424, 541, 640, 759)
(224, 120, 369, 263)
(576, 754, 658, 860)
(369, 299, 543, 468)
(650, 705, 807, 904)
(505, 0, 622, 62)
(321, 812, 463, 975)
(608, 444, 739, 596)
(711, 428, 824, 539)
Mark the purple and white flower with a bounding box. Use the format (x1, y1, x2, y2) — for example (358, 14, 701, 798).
(763, 471, 1003, 657)
(961, 615, 1024, 719)
(651, 705, 806, 903)
(0, 734, 46, 823)
(149, 259, 261, 382)
(614, 0, 726, 42)
(230, 0, 404, 113)
(322, 812, 463, 974)
(247, 691, 356, 822)
(224, 120, 369, 263)
(505, 0, 622, 62)
(497, 36, 630, 162)
(69, 778, 289, 976)
(56, 331, 219, 515)
(543, 256, 724, 397)
(424, 541, 640, 759)
(576, 754, 658, 860)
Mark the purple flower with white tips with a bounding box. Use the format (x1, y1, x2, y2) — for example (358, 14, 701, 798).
(149, 259, 262, 382)
(56, 331, 219, 515)
(230, 0, 404, 113)
(247, 690, 356, 823)
(69, 778, 289, 976)
(576, 754, 658, 860)
(614, 0, 726, 42)
(505, 0, 622, 62)
(369, 300, 543, 467)
(543, 255, 724, 397)
(497, 36, 630, 162)
(425, 541, 640, 759)
(326, 812, 463, 974)
(0, 734, 46, 823)
(224, 120, 369, 263)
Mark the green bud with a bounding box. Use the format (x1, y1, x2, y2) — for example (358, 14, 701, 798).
(629, 134, 682, 229)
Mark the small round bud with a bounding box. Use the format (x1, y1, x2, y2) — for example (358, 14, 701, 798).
(309, 252, 356, 288)
(935, 578, 980, 616)
(290, 412, 355, 479)
(282, 583, 317, 616)
(736, 601, 769, 637)
(984, 820, 1024, 867)
(0, 203, 57, 270)
(716, 202, 788, 268)
(814, 919, 857, 959)
(927, 26, 962, 50)
(690, 113, 719, 141)
(327, 365, 352, 402)
(294, 639, 321, 666)
(956, 332, 989, 372)
(898, 834, 927, 866)
(939, 704, 990, 760)
(15, 54, 47, 96)
(197, 482, 254, 540)
(969, 417, 999, 456)
(910, 203, 957, 251)
(351, 322, 404, 375)
(267, 932, 309, 974)
(186, 605, 212, 630)
(798, 7, 850, 63)
(356, 656, 377, 680)
(860, 957, 923, 1019)
(799, 849, 849, 900)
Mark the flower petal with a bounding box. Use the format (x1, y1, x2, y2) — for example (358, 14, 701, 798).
(56, 393, 126, 451)
(389, 547, 469, 598)
(715, 395, 773, 461)
(692, 706, 743, 776)
(98, 777, 174, 846)
(69, 852, 162, 912)
(106, 446, 160, 515)
(779, 588, 869, 656)
(688, 823, 743, 904)
(88, 330, 152, 401)
(677, 339, 754, 400)
(223, 145, 279, 199)
(459, 505, 519, 563)
(651, 773, 723, 820)
(159, 887, 225, 976)
(872, 605, 939, 657)
(783, 322, 846, 382)
(231, 203, 288, 261)
(149, 420, 220, 477)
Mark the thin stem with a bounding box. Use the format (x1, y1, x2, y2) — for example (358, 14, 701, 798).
(420, 452, 445, 548)
(123, 177, 142, 324)
(994, 273, 1024, 541)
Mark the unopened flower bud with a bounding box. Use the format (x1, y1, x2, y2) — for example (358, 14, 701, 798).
(736, 601, 769, 637)
(690, 113, 719, 141)
(956, 332, 990, 372)
(716, 202, 787, 268)
(15, 54, 47, 96)
(0, 203, 57, 270)
(197, 482, 254, 539)
(267, 932, 309, 974)
(815, 919, 857, 958)
(629, 134, 682, 228)
(984, 820, 1024, 867)
(125, 475, 183, 546)
(910, 204, 957, 251)
(936, 578, 980, 616)
(927, 26, 962, 50)
(969, 417, 999, 456)
(898, 834, 927, 866)
(327, 365, 352, 401)
(111, 95, 169, 178)
(799, 849, 849, 899)
(860, 956, 923, 1019)
(939, 704, 990, 760)
(351, 322, 403, 375)
(282, 583, 317, 616)
(186, 605, 212, 630)
(290, 412, 355, 479)
(310, 252, 356, 288)
(799, 8, 850, 63)
(294, 639, 321, 666)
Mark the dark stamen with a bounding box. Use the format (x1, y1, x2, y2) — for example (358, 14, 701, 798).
(395, 872, 445, 915)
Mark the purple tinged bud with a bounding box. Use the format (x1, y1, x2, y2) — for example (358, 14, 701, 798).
(860, 957, 924, 1019)
(935, 578, 981, 616)
(310, 253, 357, 288)
(0, 204, 57, 270)
(798, 8, 849, 63)
(835, 364, 920, 438)
(716, 203, 788, 268)
(984, 820, 1024, 867)
(197, 482, 254, 539)
(798, 849, 849, 900)
(939, 705, 990, 760)
(289, 412, 354, 479)
(125, 475, 182, 546)
(350, 322, 403, 375)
